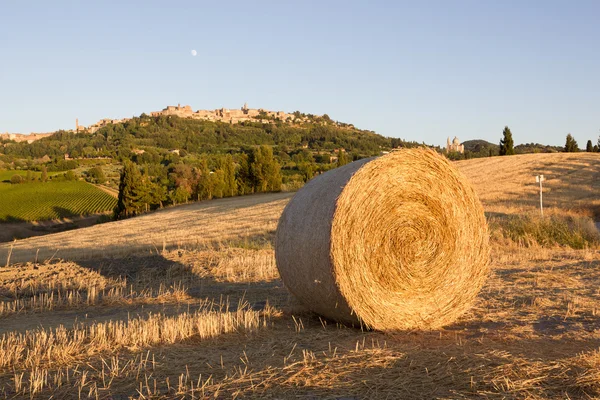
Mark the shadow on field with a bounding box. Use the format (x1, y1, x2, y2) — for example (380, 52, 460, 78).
(75, 252, 288, 309)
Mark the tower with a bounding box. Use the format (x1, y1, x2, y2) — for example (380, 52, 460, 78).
(76, 118, 79, 132)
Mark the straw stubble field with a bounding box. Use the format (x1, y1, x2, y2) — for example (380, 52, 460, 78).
(1, 152, 600, 398)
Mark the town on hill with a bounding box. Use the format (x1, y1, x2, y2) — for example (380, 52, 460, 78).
(85, 103, 307, 133)
(1, 103, 324, 140)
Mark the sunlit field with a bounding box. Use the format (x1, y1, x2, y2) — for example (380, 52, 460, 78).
(2, 153, 600, 398)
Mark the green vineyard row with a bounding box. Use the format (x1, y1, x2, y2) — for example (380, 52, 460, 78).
(0, 181, 118, 222)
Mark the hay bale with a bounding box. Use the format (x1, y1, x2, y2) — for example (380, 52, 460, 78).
(275, 148, 489, 330)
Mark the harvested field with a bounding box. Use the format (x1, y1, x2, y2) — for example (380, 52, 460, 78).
(1, 153, 600, 398)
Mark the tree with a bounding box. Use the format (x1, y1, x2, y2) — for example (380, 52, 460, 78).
(64, 170, 77, 181)
(565, 134, 579, 152)
(586, 140, 594, 152)
(114, 161, 144, 219)
(137, 174, 166, 211)
(195, 159, 215, 200)
(249, 146, 282, 192)
(594, 145, 599, 153)
(336, 149, 349, 167)
(235, 153, 253, 195)
(220, 154, 237, 197)
(170, 186, 190, 204)
(298, 162, 316, 182)
(41, 165, 48, 182)
(87, 166, 106, 184)
(499, 126, 514, 156)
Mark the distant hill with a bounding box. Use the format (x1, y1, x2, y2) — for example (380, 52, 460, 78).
(515, 143, 564, 154)
(462, 139, 565, 157)
(462, 140, 499, 154)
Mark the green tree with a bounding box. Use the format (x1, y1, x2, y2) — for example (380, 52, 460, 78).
(170, 186, 190, 204)
(235, 153, 253, 195)
(220, 154, 237, 197)
(336, 149, 349, 167)
(64, 170, 77, 181)
(138, 175, 166, 211)
(41, 165, 48, 182)
(298, 162, 316, 182)
(114, 161, 144, 219)
(250, 146, 282, 192)
(87, 166, 106, 184)
(586, 140, 594, 152)
(499, 126, 514, 156)
(565, 134, 579, 152)
(594, 145, 599, 153)
(195, 159, 215, 200)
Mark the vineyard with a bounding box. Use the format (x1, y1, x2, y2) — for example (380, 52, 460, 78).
(0, 181, 117, 222)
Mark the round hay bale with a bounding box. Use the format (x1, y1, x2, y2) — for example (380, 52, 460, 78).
(275, 148, 489, 330)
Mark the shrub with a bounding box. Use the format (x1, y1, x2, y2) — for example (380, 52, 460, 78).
(490, 214, 600, 249)
(64, 170, 77, 181)
(10, 175, 23, 184)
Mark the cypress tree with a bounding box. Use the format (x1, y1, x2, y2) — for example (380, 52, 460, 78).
(565, 134, 579, 152)
(586, 140, 593, 152)
(115, 161, 143, 219)
(499, 126, 514, 156)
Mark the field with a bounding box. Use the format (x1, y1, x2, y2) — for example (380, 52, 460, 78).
(0, 180, 117, 222)
(1, 152, 600, 398)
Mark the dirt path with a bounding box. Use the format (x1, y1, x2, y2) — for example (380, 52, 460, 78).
(93, 184, 119, 198)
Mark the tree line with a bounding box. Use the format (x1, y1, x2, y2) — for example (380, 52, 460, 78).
(114, 145, 282, 219)
(499, 127, 599, 155)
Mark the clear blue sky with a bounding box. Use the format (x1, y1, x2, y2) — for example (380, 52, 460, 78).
(2, 0, 599, 147)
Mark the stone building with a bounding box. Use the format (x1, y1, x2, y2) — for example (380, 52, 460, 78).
(149, 103, 295, 124)
(446, 136, 464, 154)
(0, 132, 52, 143)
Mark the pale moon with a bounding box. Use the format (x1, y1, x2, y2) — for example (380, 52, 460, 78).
(191, 49, 197, 56)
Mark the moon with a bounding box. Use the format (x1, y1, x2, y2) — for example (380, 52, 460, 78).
(191, 49, 197, 57)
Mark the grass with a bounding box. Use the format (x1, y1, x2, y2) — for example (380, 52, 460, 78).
(491, 213, 600, 249)
(0, 180, 117, 222)
(0, 300, 271, 371)
(0, 170, 40, 181)
(2, 153, 600, 398)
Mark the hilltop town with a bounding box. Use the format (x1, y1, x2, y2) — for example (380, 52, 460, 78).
(1, 104, 311, 142)
(85, 103, 303, 133)
(0, 132, 54, 144)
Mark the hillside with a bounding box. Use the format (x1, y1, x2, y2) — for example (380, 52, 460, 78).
(0, 113, 426, 215)
(460, 139, 570, 159)
(2, 152, 600, 398)
(462, 139, 498, 154)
